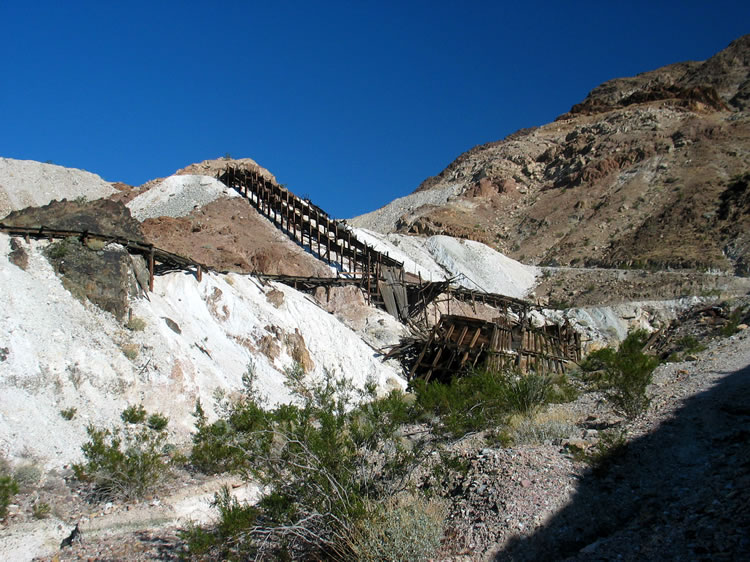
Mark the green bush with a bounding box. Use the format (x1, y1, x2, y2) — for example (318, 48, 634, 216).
(574, 428, 628, 475)
(13, 463, 41, 493)
(73, 408, 174, 501)
(582, 330, 660, 419)
(188, 372, 424, 560)
(412, 368, 553, 437)
(346, 496, 445, 561)
(60, 407, 77, 420)
(721, 306, 747, 337)
(507, 416, 578, 446)
(125, 316, 147, 332)
(0, 475, 18, 519)
(675, 335, 707, 354)
(121, 404, 147, 424)
(181, 486, 261, 557)
(146, 413, 169, 431)
(45, 239, 71, 260)
(32, 501, 51, 519)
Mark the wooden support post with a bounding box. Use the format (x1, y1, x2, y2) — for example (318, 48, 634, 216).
(347, 230, 353, 272)
(326, 219, 331, 261)
(196, 265, 202, 282)
(148, 247, 155, 292)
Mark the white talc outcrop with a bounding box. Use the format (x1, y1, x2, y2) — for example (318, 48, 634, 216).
(354, 229, 538, 298)
(0, 158, 116, 219)
(0, 233, 405, 469)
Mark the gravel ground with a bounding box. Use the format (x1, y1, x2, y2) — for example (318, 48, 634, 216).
(435, 327, 750, 561)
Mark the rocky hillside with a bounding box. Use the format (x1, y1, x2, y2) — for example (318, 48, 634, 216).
(351, 35, 750, 275)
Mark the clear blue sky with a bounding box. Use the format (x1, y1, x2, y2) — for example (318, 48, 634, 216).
(1, 1, 748, 218)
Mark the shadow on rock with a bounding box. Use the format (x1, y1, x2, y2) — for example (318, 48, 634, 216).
(497, 364, 750, 560)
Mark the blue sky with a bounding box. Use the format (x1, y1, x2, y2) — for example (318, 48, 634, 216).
(1, 1, 748, 218)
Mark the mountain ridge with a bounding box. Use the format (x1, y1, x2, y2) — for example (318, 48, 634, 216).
(351, 34, 750, 275)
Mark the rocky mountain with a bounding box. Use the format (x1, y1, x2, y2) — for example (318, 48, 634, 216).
(351, 35, 750, 274)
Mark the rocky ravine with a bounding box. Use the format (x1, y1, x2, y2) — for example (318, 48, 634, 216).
(351, 35, 750, 275)
(14, 308, 750, 561)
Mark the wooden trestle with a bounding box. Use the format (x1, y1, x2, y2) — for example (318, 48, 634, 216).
(1, 166, 583, 380)
(390, 314, 582, 382)
(0, 224, 208, 291)
(218, 165, 402, 277)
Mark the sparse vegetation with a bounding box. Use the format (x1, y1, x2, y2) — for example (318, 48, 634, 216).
(45, 239, 71, 259)
(74, 407, 175, 501)
(187, 369, 425, 559)
(146, 413, 169, 431)
(346, 495, 446, 561)
(504, 412, 578, 446)
(60, 407, 77, 420)
(412, 368, 554, 438)
(581, 330, 660, 419)
(125, 316, 147, 332)
(120, 343, 139, 360)
(13, 463, 42, 493)
(32, 501, 51, 519)
(121, 404, 147, 424)
(185, 362, 569, 558)
(574, 427, 628, 475)
(721, 305, 747, 337)
(0, 475, 18, 520)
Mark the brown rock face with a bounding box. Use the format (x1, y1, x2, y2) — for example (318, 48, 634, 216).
(369, 35, 750, 274)
(139, 197, 334, 277)
(1, 198, 145, 241)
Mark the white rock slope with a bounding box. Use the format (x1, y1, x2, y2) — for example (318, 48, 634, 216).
(0, 158, 116, 219)
(0, 234, 404, 469)
(354, 229, 538, 298)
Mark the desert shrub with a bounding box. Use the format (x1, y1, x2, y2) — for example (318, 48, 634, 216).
(120, 343, 139, 360)
(121, 404, 147, 424)
(582, 330, 660, 419)
(346, 495, 445, 561)
(188, 371, 425, 560)
(675, 335, 707, 354)
(507, 415, 578, 446)
(412, 368, 553, 437)
(574, 428, 628, 475)
(73, 408, 174, 501)
(501, 373, 553, 416)
(45, 239, 72, 260)
(13, 463, 42, 493)
(146, 413, 169, 431)
(721, 305, 747, 337)
(182, 486, 261, 557)
(125, 316, 147, 332)
(546, 373, 580, 403)
(32, 501, 51, 519)
(60, 407, 77, 420)
(0, 475, 18, 520)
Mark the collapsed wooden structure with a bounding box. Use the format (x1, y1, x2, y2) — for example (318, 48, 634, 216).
(387, 314, 582, 383)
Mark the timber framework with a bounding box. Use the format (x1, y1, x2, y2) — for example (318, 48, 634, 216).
(387, 314, 582, 383)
